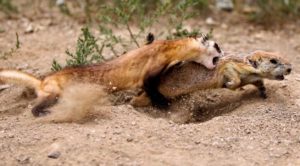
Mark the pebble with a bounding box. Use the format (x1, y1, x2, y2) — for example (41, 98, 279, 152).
(254, 33, 265, 41)
(216, 0, 234, 11)
(280, 83, 288, 88)
(126, 138, 133, 142)
(131, 121, 136, 126)
(8, 133, 14, 138)
(25, 24, 34, 34)
(194, 141, 201, 145)
(47, 143, 61, 159)
(48, 151, 61, 159)
(205, 17, 217, 26)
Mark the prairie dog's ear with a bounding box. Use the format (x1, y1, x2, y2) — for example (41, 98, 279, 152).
(246, 54, 258, 68)
(248, 59, 258, 68)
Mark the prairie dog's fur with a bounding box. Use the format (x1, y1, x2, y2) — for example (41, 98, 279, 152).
(131, 51, 292, 107)
(0, 36, 223, 116)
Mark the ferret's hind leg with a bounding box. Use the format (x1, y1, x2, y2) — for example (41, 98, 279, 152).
(31, 93, 59, 117)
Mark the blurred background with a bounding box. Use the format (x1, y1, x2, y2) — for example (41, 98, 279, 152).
(0, 0, 300, 69)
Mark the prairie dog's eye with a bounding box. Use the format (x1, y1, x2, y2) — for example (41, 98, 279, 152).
(270, 59, 278, 64)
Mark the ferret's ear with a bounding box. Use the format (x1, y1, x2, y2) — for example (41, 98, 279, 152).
(146, 33, 155, 45)
(248, 59, 258, 68)
(201, 34, 209, 44)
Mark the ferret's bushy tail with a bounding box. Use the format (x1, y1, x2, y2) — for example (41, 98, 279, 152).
(0, 69, 41, 90)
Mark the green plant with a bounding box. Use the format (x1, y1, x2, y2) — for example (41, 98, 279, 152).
(0, 31, 21, 59)
(166, 25, 201, 40)
(51, 27, 104, 71)
(51, 59, 63, 71)
(165, 0, 200, 38)
(0, 0, 18, 15)
(15, 32, 20, 49)
(97, 0, 207, 55)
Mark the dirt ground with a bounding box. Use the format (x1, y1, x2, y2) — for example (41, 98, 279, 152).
(1, 6, 300, 166)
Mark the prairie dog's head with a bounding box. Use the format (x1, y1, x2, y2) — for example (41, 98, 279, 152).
(246, 50, 292, 80)
(194, 35, 224, 69)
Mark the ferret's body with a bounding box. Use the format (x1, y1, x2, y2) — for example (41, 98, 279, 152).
(0, 36, 223, 116)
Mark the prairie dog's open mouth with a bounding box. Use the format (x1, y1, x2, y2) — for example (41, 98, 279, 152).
(275, 75, 285, 80)
(213, 57, 220, 66)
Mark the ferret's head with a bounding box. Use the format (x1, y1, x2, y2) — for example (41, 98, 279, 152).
(194, 35, 224, 69)
(246, 50, 292, 80)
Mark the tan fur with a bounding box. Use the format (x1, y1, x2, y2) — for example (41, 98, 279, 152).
(132, 51, 292, 106)
(0, 36, 222, 116)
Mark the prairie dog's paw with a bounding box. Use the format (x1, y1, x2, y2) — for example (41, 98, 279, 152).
(130, 94, 151, 107)
(225, 80, 240, 90)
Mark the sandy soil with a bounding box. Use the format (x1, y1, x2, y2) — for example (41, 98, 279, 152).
(1, 6, 300, 165)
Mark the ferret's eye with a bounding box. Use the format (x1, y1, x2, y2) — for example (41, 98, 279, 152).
(270, 59, 278, 64)
(213, 43, 221, 53)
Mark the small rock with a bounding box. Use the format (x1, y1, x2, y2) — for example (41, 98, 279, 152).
(216, 0, 234, 11)
(205, 17, 217, 26)
(47, 143, 61, 159)
(280, 83, 288, 88)
(8, 133, 14, 138)
(126, 138, 133, 142)
(56, 0, 64, 5)
(194, 141, 201, 145)
(25, 24, 34, 34)
(48, 151, 61, 159)
(245, 130, 251, 134)
(254, 33, 265, 41)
